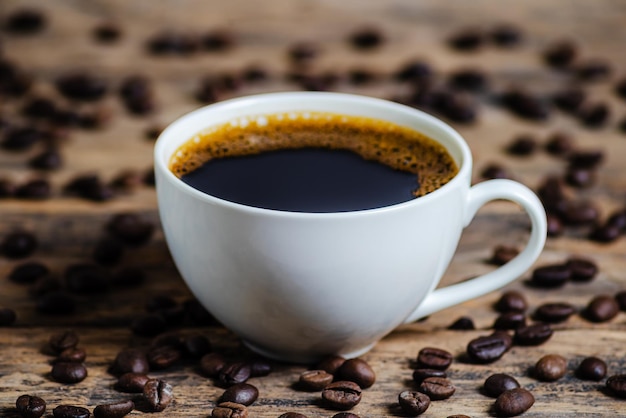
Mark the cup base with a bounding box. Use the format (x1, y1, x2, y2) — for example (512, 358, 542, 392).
(241, 339, 378, 364)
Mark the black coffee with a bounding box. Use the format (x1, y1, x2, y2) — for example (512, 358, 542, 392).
(171, 112, 458, 213)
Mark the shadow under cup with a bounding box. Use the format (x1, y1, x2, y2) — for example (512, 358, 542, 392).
(154, 92, 542, 363)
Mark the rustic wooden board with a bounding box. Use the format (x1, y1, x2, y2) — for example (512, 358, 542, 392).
(1, 0, 626, 416)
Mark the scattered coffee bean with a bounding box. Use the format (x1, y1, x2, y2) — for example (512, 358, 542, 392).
(93, 400, 134, 418)
(398, 390, 430, 416)
(56, 71, 108, 102)
(483, 373, 520, 397)
(448, 27, 484, 51)
(116, 372, 150, 393)
(200, 352, 227, 377)
(412, 368, 447, 385)
(565, 167, 595, 188)
(29, 148, 63, 170)
(493, 388, 535, 417)
(110, 267, 146, 287)
(130, 314, 167, 337)
(49, 330, 79, 354)
(495, 290, 528, 313)
(93, 21, 122, 43)
(466, 332, 511, 363)
(287, 42, 319, 65)
(559, 200, 600, 226)
(181, 333, 212, 358)
(349, 26, 384, 50)
(553, 87, 586, 114)
(3, 8, 47, 35)
(546, 214, 564, 237)
(8, 261, 49, 284)
(0, 178, 16, 198)
(589, 223, 621, 243)
(322, 381, 362, 410)
(36, 291, 75, 315)
(506, 135, 537, 156)
(543, 40, 577, 68)
(534, 354, 567, 381)
(106, 213, 154, 246)
(56, 347, 87, 363)
(1, 231, 38, 259)
(0, 307, 16, 326)
(534, 302, 576, 323)
(480, 163, 511, 180)
(616, 290, 626, 311)
(337, 358, 376, 388)
(143, 379, 173, 412)
(448, 68, 488, 92)
(501, 88, 550, 121)
(583, 295, 619, 322)
(278, 413, 308, 418)
(212, 402, 248, 418)
(219, 382, 259, 406)
(248, 358, 272, 377)
(418, 376, 455, 400)
(493, 311, 526, 330)
(299, 370, 334, 391)
(514, 323, 553, 346)
(2, 126, 42, 151)
(202, 29, 235, 51)
(490, 24, 522, 47)
(530, 263, 571, 288)
(393, 60, 433, 83)
(569, 150, 604, 169)
(51, 362, 87, 384)
(16, 394, 46, 418)
(447, 316, 475, 330)
(576, 356, 607, 381)
(332, 413, 360, 418)
(575, 59, 612, 82)
(147, 31, 199, 55)
(53, 405, 90, 418)
(490, 245, 519, 266)
(578, 102, 610, 128)
(21, 96, 56, 119)
(64, 263, 109, 294)
(416, 347, 453, 370)
(93, 237, 124, 265)
(606, 374, 626, 398)
(15, 178, 51, 200)
(566, 257, 598, 281)
(219, 361, 252, 386)
(111, 348, 149, 375)
(544, 131, 575, 155)
(147, 344, 181, 370)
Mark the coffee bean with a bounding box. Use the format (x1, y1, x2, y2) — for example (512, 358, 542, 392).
(480, 163, 511, 180)
(2, 231, 38, 259)
(493, 388, 535, 417)
(93, 400, 134, 418)
(0, 59, 32, 96)
(299, 370, 334, 391)
(493, 312, 526, 330)
(490, 24, 522, 47)
(447, 416, 471, 418)
(278, 413, 308, 418)
(495, 291, 528, 313)
(412, 368, 447, 385)
(393, 60, 433, 83)
(110, 169, 145, 192)
(110, 348, 149, 375)
(506, 135, 537, 156)
(559, 200, 599, 225)
(116, 372, 150, 393)
(49, 330, 79, 354)
(147, 344, 181, 370)
(433, 90, 478, 123)
(51, 362, 87, 384)
(111, 267, 146, 287)
(578, 102, 610, 128)
(348, 26, 384, 50)
(2, 126, 42, 151)
(576, 356, 607, 381)
(29, 148, 63, 170)
(419, 377, 455, 400)
(337, 358, 376, 388)
(448, 27, 484, 51)
(534, 354, 567, 381)
(130, 314, 167, 337)
(546, 214, 564, 237)
(616, 290, 626, 311)
(332, 414, 360, 418)
(316, 355, 346, 375)
(607, 209, 626, 231)
(202, 29, 235, 51)
(537, 176, 568, 214)
(575, 59, 612, 82)
(530, 263, 571, 288)
(584, 295, 619, 322)
(93, 21, 122, 43)
(589, 223, 621, 243)
(566, 257, 599, 281)
(8, 261, 49, 284)
(501, 88, 550, 121)
(211, 402, 248, 418)
(483, 373, 520, 397)
(544, 131, 575, 155)
(322, 381, 362, 410)
(15, 394, 46, 418)
(287, 42, 319, 65)
(466, 332, 511, 363)
(65, 263, 109, 294)
(219, 382, 259, 406)
(553, 88, 586, 114)
(569, 150, 605, 169)
(180, 333, 212, 358)
(490, 245, 519, 266)
(0, 178, 16, 198)
(21, 97, 56, 119)
(53, 405, 90, 418)
(143, 379, 173, 412)
(398, 390, 430, 416)
(56, 71, 108, 102)
(15, 179, 52, 200)
(92, 237, 124, 265)
(565, 167, 595, 188)
(36, 291, 75, 315)
(606, 374, 626, 398)
(534, 302, 576, 323)
(106, 213, 154, 246)
(448, 68, 488, 92)
(416, 347, 453, 370)
(543, 40, 577, 68)
(447, 316, 475, 330)
(514, 323, 553, 346)
(56, 347, 87, 363)
(200, 352, 227, 377)
(3, 8, 47, 35)
(0, 307, 16, 326)
(248, 358, 272, 377)
(147, 30, 200, 55)
(219, 361, 252, 386)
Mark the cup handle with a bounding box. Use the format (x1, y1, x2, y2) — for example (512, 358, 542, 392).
(403, 179, 547, 323)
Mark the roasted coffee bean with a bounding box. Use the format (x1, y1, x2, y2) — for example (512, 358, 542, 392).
(616, 290, 626, 311)
(2, 231, 38, 259)
(219, 382, 259, 406)
(500, 89, 550, 121)
(29, 148, 63, 170)
(8, 261, 49, 284)
(36, 291, 75, 315)
(3, 8, 47, 34)
(130, 314, 167, 337)
(584, 295, 619, 322)
(248, 358, 272, 377)
(544, 131, 575, 155)
(2, 126, 42, 151)
(493, 311, 526, 330)
(53, 405, 90, 418)
(200, 352, 227, 377)
(447, 316, 475, 330)
(490, 245, 519, 266)
(56, 347, 87, 363)
(15, 179, 51, 200)
(0, 307, 16, 326)
(506, 135, 537, 156)
(576, 356, 607, 381)
(299, 370, 334, 391)
(316, 355, 346, 375)
(93, 21, 122, 43)
(448, 27, 484, 51)
(514, 323, 553, 346)
(332, 413, 360, 418)
(398, 390, 430, 416)
(147, 30, 199, 55)
(287, 42, 319, 65)
(21, 97, 56, 119)
(620, 116, 626, 133)
(106, 213, 154, 246)
(56, 71, 108, 102)
(212, 402, 248, 418)
(569, 150, 604, 169)
(606, 374, 626, 398)
(419, 377, 455, 400)
(546, 214, 564, 237)
(495, 291, 528, 313)
(578, 102, 610, 128)
(322, 381, 362, 410)
(143, 379, 173, 412)
(447, 415, 471, 418)
(412, 368, 447, 385)
(348, 26, 384, 50)
(337, 358, 376, 388)
(51, 362, 87, 384)
(565, 167, 595, 188)
(181, 333, 212, 358)
(566, 257, 598, 281)
(65, 263, 109, 293)
(537, 175, 568, 213)
(493, 388, 535, 417)
(147, 344, 181, 370)
(607, 209, 626, 231)
(93, 237, 124, 265)
(433, 90, 477, 123)
(93, 400, 134, 418)
(589, 223, 621, 243)
(575, 59, 612, 82)
(480, 163, 511, 180)
(534, 354, 567, 381)
(202, 29, 235, 51)
(63, 174, 114, 201)
(553, 88, 586, 114)
(530, 263, 571, 288)
(16, 394, 46, 418)
(416, 347, 453, 370)
(0, 178, 16, 198)
(393, 60, 433, 82)
(116, 372, 150, 393)
(466, 332, 511, 363)
(110, 169, 145, 192)
(111, 267, 146, 287)
(219, 361, 252, 386)
(49, 330, 79, 353)
(534, 302, 576, 323)
(483, 373, 520, 397)
(448, 68, 488, 92)
(111, 348, 149, 375)
(560, 200, 600, 226)
(278, 413, 308, 418)
(543, 40, 577, 68)
(490, 24, 522, 47)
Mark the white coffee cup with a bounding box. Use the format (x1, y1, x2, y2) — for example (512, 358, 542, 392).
(154, 92, 547, 363)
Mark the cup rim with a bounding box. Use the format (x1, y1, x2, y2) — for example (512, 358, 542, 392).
(154, 91, 472, 218)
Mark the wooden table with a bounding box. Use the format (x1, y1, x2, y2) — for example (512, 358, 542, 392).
(1, 0, 626, 416)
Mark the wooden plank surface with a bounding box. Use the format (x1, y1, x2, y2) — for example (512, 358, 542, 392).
(1, 0, 626, 416)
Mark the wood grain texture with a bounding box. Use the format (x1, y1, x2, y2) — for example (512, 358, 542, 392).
(1, 0, 626, 416)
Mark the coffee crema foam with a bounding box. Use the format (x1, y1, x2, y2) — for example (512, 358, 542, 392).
(169, 112, 459, 197)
